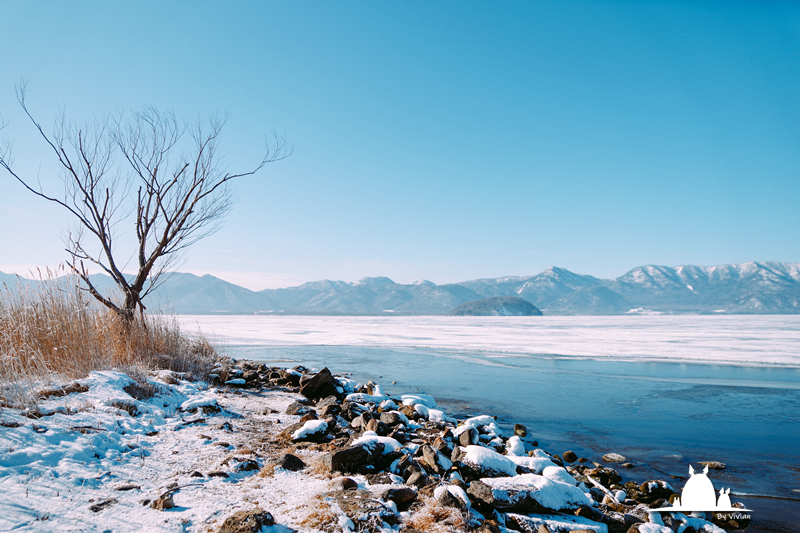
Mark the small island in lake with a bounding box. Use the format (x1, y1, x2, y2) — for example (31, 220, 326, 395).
(447, 296, 543, 316)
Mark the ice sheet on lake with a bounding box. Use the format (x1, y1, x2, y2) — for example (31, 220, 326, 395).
(177, 315, 800, 366)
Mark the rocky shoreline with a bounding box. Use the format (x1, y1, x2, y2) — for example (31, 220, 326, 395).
(202, 358, 750, 533)
(0, 357, 753, 533)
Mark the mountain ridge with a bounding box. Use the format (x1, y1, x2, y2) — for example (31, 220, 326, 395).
(1, 261, 798, 316)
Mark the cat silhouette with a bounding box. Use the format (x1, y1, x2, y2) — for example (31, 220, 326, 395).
(681, 465, 716, 509)
(717, 487, 732, 509)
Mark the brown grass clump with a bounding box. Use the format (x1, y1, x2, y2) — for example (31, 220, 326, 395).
(306, 457, 336, 479)
(257, 464, 276, 478)
(0, 269, 217, 407)
(297, 495, 339, 533)
(406, 496, 467, 533)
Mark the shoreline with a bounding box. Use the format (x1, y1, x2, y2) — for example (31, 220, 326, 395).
(2, 357, 783, 532)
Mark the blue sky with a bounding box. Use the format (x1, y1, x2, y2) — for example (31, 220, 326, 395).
(1, 1, 798, 289)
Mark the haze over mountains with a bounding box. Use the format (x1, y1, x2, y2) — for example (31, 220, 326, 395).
(2, 261, 799, 315)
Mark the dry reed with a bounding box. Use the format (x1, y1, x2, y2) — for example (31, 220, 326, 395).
(0, 269, 217, 407)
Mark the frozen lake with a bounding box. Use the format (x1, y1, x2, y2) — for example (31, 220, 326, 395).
(177, 314, 800, 366)
(178, 315, 800, 529)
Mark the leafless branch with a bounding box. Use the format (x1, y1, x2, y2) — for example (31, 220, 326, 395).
(0, 87, 287, 321)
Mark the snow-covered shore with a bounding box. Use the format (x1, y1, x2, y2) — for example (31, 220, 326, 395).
(0, 362, 745, 533)
(0, 370, 333, 532)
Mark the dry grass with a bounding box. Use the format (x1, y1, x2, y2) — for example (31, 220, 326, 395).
(0, 269, 217, 407)
(297, 495, 339, 532)
(406, 496, 467, 533)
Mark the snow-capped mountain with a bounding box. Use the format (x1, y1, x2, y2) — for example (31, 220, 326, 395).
(1, 261, 798, 315)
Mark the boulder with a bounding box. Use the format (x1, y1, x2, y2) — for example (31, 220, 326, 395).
(602, 453, 627, 463)
(458, 427, 480, 447)
(467, 474, 592, 513)
(276, 453, 306, 471)
(380, 411, 405, 426)
(290, 419, 329, 442)
(322, 443, 384, 474)
(514, 423, 528, 437)
(217, 508, 275, 533)
(420, 444, 453, 475)
(299, 367, 340, 400)
(436, 487, 465, 509)
(460, 445, 518, 478)
(382, 487, 417, 506)
(406, 471, 429, 487)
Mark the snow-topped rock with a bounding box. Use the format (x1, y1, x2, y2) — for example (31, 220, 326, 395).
(508, 455, 557, 474)
(543, 465, 579, 486)
(469, 473, 592, 512)
(461, 445, 518, 477)
(291, 419, 328, 441)
(400, 394, 437, 408)
(506, 435, 526, 456)
(506, 512, 608, 533)
(350, 431, 402, 454)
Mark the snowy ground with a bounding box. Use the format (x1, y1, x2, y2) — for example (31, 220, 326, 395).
(176, 315, 800, 366)
(0, 371, 336, 532)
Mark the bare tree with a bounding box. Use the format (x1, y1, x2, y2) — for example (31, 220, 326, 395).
(0, 87, 289, 322)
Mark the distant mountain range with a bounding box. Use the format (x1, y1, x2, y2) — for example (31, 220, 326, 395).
(2, 261, 799, 315)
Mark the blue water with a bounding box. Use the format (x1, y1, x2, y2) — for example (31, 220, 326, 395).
(232, 344, 800, 530)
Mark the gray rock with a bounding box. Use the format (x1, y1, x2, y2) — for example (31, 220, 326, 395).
(458, 427, 479, 447)
(299, 367, 339, 400)
(322, 443, 384, 474)
(285, 401, 314, 416)
(420, 444, 452, 475)
(316, 395, 339, 409)
(406, 471, 429, 487)
(380, 412, 404, 426)
(436, 488, 464, 509)
(365, 418, 389, 436)
(276, 453, 306, 471)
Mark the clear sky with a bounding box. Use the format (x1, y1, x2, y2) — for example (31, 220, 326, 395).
(1, 1, 798, 290)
